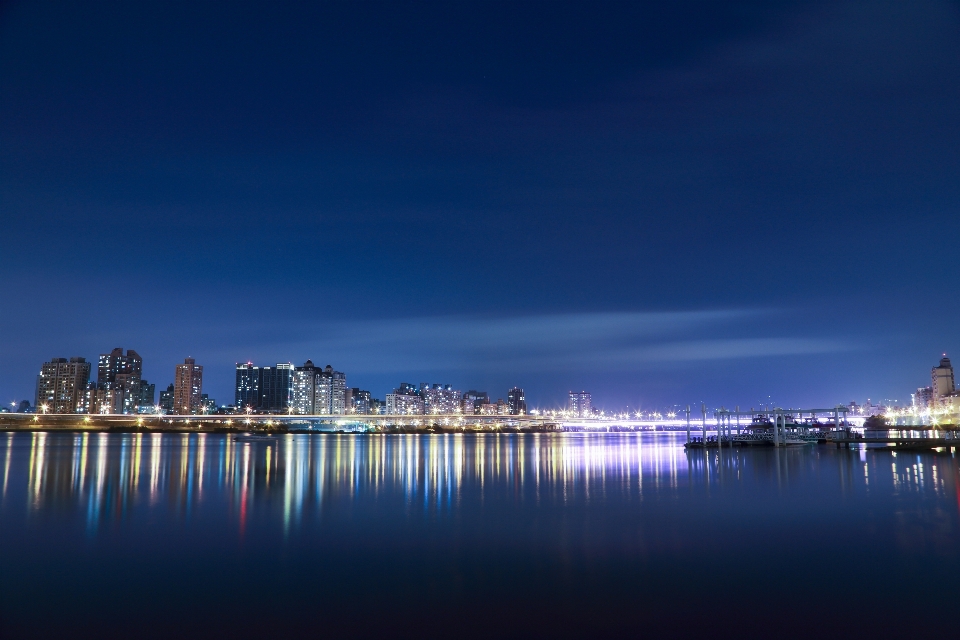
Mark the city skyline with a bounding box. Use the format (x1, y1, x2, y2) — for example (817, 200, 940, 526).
(14, 346, 958, 418)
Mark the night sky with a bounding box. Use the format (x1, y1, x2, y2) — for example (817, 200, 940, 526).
(2, 1, 958, 411)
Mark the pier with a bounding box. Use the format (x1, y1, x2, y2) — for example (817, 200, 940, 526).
(683, 404, 960, 451)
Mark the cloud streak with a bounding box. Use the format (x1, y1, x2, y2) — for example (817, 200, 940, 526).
(249, 310, 857, 374)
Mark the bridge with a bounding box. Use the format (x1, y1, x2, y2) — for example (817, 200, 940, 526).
(0, 411, 693, 432)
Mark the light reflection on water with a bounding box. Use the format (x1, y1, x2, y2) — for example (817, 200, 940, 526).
(3, 431, 959, 532)
(2, 431, 960, 638)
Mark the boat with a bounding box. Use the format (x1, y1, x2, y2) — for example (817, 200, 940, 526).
(234, 433, 279, 443)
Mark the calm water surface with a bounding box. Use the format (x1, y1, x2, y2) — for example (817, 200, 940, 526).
(1, 431, 958, 638)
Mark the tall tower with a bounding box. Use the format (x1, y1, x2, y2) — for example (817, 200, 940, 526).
(174, 357, 203, 414)
(932, 356, 956, 400)
(235, 362, 261, 410)
(568, 391, 592, 418)
(96, 348, 146, 413)
(507, 387, 526, 415)
(36, 357, 91, 413)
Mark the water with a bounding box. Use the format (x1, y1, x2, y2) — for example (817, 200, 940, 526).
(1, 431, 958, 638)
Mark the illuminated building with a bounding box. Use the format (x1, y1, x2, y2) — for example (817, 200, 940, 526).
(462, 390, 489, 415)
(159, 384, 174, 413)
(260, 363, 294, 412)
(421, 383, 461, 413)
(90, 348, 152, 414)
(932, 356, 956, 401)
(386, 383, 423, 414)
(235, 363, 261, 410)
(35, 357, 91, 413)
(314, 365, 347, 414)
(98, 348, 141, 385)
(912, 389, 930, 410)
(291, 361, 319, 414)
(137, 381, 155, 413)
(348, 388, 372, 414)
(507, 387, 526, 415)
(173, 357, 203, 414)
(200, 393, 217, 414)
(569, 391, 592, 418)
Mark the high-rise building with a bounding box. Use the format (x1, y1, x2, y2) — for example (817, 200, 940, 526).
(200, 393, 217, 414)
(314, 365, 346, 414)
(98, 348, 142, 385)
(137, 380, 156, 413)
(386, 383, 424, 414)
(348, 388, 372, 414)
(932, 356, 956, 401)
(235, 362, 261, 410)
(462, 390, 489, 415)
(174, 358, 203, 414)
(260, 363, 294, 412)
(35, 357, 91, 413)
(568, 391, 592, 418)
(291, 360, 319, 414)
(82, 381, 126, 414)
(159, 384, 175, 413)
(507, 387, 526, 415)
(91, 348, 152, 414)
(421, 383, 461, 414)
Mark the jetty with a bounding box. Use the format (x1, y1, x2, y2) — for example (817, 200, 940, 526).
(683, 404, 960, 451)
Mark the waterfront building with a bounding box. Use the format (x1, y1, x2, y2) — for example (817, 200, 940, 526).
(462, 390, 489, 415)
(314, 365, 346, 414)
(35, 357, 91, 413)
(159, 384, 174, 413)
(260, 363, 294, 412)
(932, 356, 956, 401)
(200, 394, 217, 414)
(91, 348, 152, 414)
(913, 387, 934, 409)
(569, 391, 592, 418)
(98, 348, 142, 385)
(348, 388, 372, 414)
(291, 360, 320, 414)
(369, 398, 384, 414)
(235, 363, 261, 410)
(386, 383, 423, 414)
(137, 381, 156, 413)
(80, 381, 121, 414)
(507, 387, 526, 415)
(421, 383, 461, 414)
(173, 358, 203, 414)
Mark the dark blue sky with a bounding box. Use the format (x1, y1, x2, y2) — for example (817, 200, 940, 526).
(2, 1, 959, 410)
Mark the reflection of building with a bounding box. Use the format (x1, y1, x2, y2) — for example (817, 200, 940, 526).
(507, 387, 526, 415)
(421, 384, 461, 414)
(173, 358, 203, 415)
(932, 356, 956, 401)
(36, 357, 91, 413)
(386, 383, 423, 415)
(568, 391, 592, 418)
